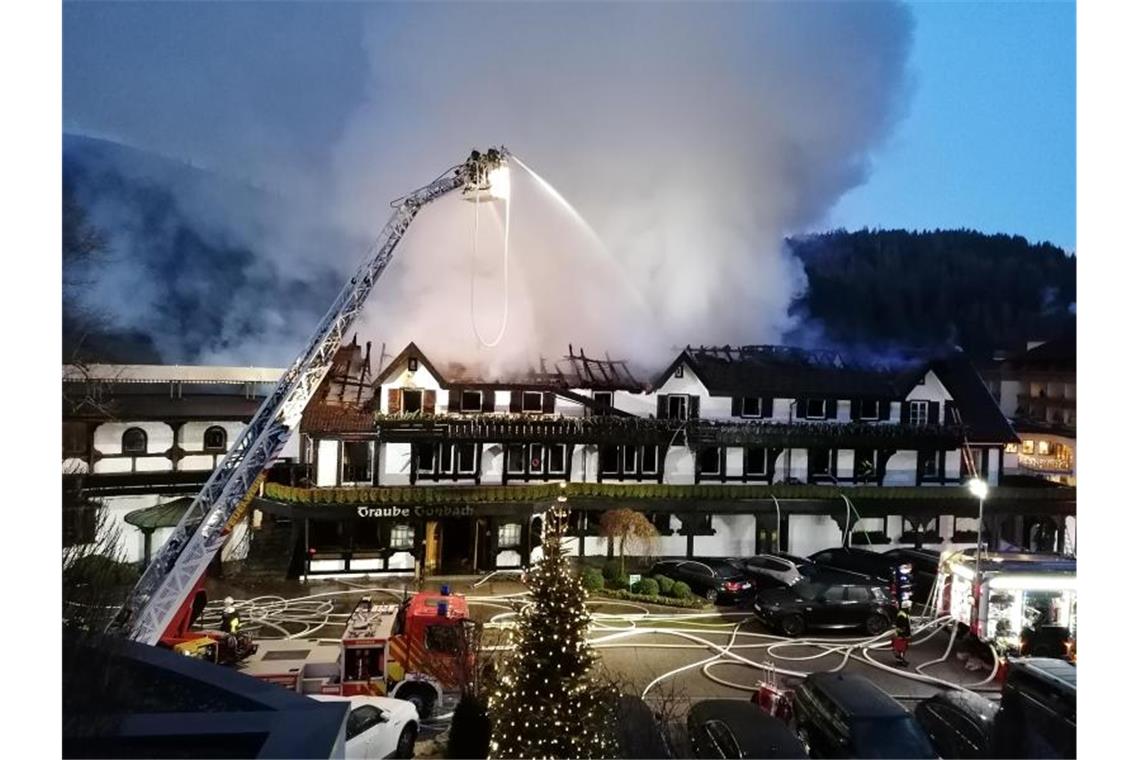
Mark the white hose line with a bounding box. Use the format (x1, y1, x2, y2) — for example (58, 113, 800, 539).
(641, 624, 746, 699)
(915, 621, 958, 676)
(469, 183, 510, 348)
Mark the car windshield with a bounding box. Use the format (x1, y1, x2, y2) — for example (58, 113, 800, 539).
(716, 561, 745, 577)
(848, 718, 936, 759)
(791, 581, 823, 600)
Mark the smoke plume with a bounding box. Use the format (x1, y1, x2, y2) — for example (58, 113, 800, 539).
(64, 1, 915, 373)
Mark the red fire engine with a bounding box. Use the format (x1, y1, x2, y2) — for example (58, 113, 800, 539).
(236, 590, 473, 718)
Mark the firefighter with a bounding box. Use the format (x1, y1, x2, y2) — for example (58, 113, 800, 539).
(222, 597, 241, 636)
(892, 600, 912, 667)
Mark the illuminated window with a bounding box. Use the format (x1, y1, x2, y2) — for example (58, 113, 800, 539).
(390, 524, 414, 549)
(1022, 439, 1035, 454)
(498, 523, 521, 547)
(1037, 440, 1050, 455)
(1005, 443, 1019, 454)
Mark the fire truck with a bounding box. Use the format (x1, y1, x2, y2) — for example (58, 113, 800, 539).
(936, 550, 1076, 659)
(237, 589, 473, 718)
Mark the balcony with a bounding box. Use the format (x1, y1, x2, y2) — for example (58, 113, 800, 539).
(1018, 453, 1074, 475)
(373, 413, 966, 450)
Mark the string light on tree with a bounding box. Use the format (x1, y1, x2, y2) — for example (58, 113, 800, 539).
(486, 484, 616, 758)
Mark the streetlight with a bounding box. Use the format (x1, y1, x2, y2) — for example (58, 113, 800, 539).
(968, 477, 989, 579)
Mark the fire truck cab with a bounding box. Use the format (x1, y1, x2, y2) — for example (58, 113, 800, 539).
(239, 590, 472, 718)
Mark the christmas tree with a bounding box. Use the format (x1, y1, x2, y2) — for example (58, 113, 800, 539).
(487, 493, 616, 759)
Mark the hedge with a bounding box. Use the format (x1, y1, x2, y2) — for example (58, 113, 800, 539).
(264, 481, 1074, 506)
(590, 588, 709, 610)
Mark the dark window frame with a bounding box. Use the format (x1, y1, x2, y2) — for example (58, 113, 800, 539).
(599, 444, 661, 482)
(121, 427, 147, 455)
(203, 425, 227, 452)
(402, 389, 423, 414)
(521, 391, 544, 413)
(667, 394, 688, 420)
(744, 446, 768, 477)
(741, 396, 762, 417)
(805, 398, 826, 420)
(460, 390, 483, 413)
(341, 441, 373, 484)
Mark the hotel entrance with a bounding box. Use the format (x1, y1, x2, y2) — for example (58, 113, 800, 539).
(425, 517, 492, 575)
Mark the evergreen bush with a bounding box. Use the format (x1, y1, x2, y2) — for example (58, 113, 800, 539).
(652, 574, 675, 594)
(631, 578, 659, 597)
(580, 567, 605, 592)
(670, 581, 692, 599)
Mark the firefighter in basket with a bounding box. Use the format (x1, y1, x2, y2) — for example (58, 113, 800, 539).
(892, 600, 912, 667)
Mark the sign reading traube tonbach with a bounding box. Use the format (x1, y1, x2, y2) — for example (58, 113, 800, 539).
(356, 505, 476, 519)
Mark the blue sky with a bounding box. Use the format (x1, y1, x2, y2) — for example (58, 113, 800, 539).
(830, 1, 1075, 250)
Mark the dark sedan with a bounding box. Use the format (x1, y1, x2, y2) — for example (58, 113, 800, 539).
(649, 558, 754, 604)
(914, 690, 998, 758)
(753, 578, 894, 636)
(687, 700, 807, 759)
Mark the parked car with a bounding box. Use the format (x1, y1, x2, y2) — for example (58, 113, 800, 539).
(990, 658, 1076, 758)
(687, 699, 807, 759)
(614, 694, 673, 759)
(914, 690, 999, 758)
(740, 553, 812, 589)
(310, 694, 419, 759)
(648, 558, 754, 603)
(754, 578, 894, 636)
(808, 547, 916, 604)
(792, 673, 937, 758)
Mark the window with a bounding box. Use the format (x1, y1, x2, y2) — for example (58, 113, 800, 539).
(1037, 440, 1050, 455)
(415, 444, 435, 473)
(547, 444, 566, 473)
(741, 397, 761, 417)
(675, 365, 684, 379)
(522, 391, 544, 412)
(822, 586, 846, 602)
(847, 586, 871, 603)
(592, 391, 613, 415)
(600, 446, 620, 475)
(498, 523, 522, 547)
(408, 357, 419, 372)
(425, 624, 463, 653)
(623, 446, 638, 473)
(809, 449, 835, 478)
(1022, 439, 1035, 455)
(456, 443, 477, 474)
(342, 442, 372, 483)
(438, 443, 453, 474)
(744, 447, 768, 476)
(402, 389, 423, 414)
(347, 705, 384, 740)
(667, 394, 688, 420)
(528, 443, 544, 473)
(856, 400, 881, 420)
(698, 447, 721, 474)
(908, 401, 928, 426)
(805, 399, 826, 419)
(854, 450, 877, 483)
(641, 446, 659, 473)
(461, 390, 483, 412)
(121, 427, 147, 455)
(203, 425, 227, 452)
(919, 450, 939, 479)
(389, 524, 414, 549)
(506, 445, 525, 474)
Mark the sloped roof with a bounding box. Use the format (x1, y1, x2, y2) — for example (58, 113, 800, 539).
(124, 497, 192, 530)
(653, 345, 917, 399)
(301, 403, 375, 434)
(1004, 332, 1076, 373)
(930, 352, 1020, 443)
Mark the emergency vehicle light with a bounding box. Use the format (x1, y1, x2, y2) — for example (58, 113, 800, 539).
(437, 601, 449, 616)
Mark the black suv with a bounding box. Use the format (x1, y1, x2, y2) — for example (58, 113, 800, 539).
(688, 700, 807, 759)
(793, 673, 937, 758)
(914, 690, 998, 758)
(648, 558, 754, 604)
(807, 547, 916, 605)
(753, 578, 894, 636)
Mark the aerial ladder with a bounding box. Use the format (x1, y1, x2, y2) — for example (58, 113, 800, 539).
(109, 148, 511, 646)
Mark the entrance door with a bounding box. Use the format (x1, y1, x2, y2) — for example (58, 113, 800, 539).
(755, 512, 780, 554)
(474, 518, 491, 573)
(425, 520, 441, 574)
(440, 518, 474, 574)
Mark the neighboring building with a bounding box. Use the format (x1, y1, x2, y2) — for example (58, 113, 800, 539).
(983, 333, 1076, 486)
(250, 341, 1075, 578)
(62, 361, 292, 563)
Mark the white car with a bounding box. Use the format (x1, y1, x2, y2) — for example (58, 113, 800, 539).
(741, 553, 809, 588)
(311, 695, 419, 759)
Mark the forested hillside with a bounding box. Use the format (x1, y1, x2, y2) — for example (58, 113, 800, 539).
(786, 229, 1076, 360)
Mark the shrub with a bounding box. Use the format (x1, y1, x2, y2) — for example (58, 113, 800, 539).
(670, 581, 692, 599)
(580, 567, 605, 592)
(589, 588, 709, 609)
(605, 573, 630, 591)
(602, 560, 622, 581)
(63, 554, 140, 588)
(652, 574, 675, 594)
(632, 578, 659, 597)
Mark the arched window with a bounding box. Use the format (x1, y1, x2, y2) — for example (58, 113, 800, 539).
(122, 427, 147, 455)
(204, 426, 227, 452)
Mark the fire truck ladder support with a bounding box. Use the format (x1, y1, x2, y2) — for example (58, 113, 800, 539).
(110, 148, 511, 646)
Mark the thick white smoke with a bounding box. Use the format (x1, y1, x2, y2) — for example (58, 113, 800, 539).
(331, 1, 915, 375)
